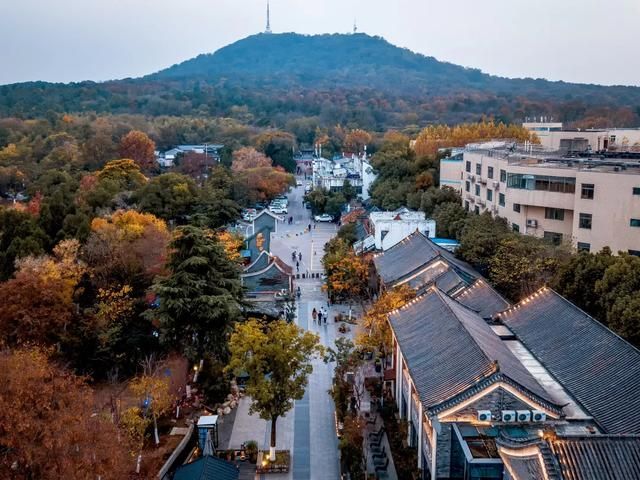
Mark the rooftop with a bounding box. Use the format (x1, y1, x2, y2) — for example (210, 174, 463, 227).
(498, 288, 640, 434)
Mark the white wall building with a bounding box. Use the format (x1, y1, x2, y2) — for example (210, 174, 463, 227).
(311, 152, 377, 200)
(369, 208, 436, 251)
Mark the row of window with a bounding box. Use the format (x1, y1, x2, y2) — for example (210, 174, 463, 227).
(507, 173, 576, 193)
(465, 161, 500, 180)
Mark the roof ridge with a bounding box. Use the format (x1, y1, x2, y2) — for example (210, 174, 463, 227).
(431, 287, 497, 371)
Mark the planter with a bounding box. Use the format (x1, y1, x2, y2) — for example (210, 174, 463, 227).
(256, 450, 290, 474)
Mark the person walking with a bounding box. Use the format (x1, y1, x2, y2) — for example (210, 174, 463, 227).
(312, 308, 317, 323)
(292, 251, 296, 262)
(296, 261, 300, 272)
(318, 310, 323, 324)
(322, 308, 328, 324)
(308, 223, 311, 231)
(298, 252, 302, 262)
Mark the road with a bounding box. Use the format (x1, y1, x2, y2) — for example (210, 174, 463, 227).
(268, 179, 343, 480)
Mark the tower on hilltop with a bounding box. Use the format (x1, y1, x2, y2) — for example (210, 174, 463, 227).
(265, 1, 272, 34)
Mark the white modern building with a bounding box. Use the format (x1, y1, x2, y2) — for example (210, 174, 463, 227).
(369, 207, 436, 251)
(311, 151, 377, 200)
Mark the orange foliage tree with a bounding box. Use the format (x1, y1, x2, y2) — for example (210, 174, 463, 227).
(344, 129, 373, 154)
(119, 130, 156, 171)
(413, 120, 538, 157)
(231, 147, 272, 171)
(217, 230, 244, 263)
(355, 284, 416, 359)
(84, 210, 170, 289)
(232, 149, 294, 204)
(323, 238, 372, 304)
(0, 240, 85, 347)
(0, 348, 132, 479)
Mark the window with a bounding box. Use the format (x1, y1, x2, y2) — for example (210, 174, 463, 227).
(545, 208, 565, 221)
(512, 223, 520, 232)
(488, 166, 494, 179)
(631, 219, 640, 227)
(507, 173, 575, 193)
(513, 203, 521, 213)
(579, 213, 592, 229)
(544, 231, 563, 246)
(577, 242, 591, 252)
(629, 250, 640, 257)
(581, 183, 594, 199)
(500, 169, 506, 182)
(465, 181, 470, 192)
(474, 206, 480, 214)
(476, 163, 482, 175)
(464, 201, 469, 211)
(499, 193, 505, 207)
(465, 161, 471, 173)
(634, 187, 640, 196)
(487, 189, 493, 201)
(475, 184, 480, 196)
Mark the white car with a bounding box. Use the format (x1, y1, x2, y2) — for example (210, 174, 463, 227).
(296, 180, 303, 186)
(270, 206, 288, 214)
(314, 214, 333, 222)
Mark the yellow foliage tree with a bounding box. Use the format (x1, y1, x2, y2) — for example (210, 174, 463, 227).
(355, 284, 416, 359)
(129, 374, 174, 447)
(90, 209, 168, 242)
(413, 121, 538, 157)
(217, 230, 244, 263)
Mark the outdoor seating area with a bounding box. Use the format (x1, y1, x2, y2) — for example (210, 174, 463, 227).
(364, 415, 398, 479)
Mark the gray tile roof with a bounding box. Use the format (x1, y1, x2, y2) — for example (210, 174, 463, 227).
(454, 279, 511, 319)
(499, 288, 640, 434)
(374, 231, 509, 319)
(550, 435, 640, 480)
(389, 288, 556, 413)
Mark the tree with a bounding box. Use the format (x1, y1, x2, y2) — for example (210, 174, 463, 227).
(84, 210, 170, 290)
(119, 130, 156, 171)
(432, 201, 468, 239)
(323, 238, 371, 304)
(233, 165, 294, 205)
(130, 374, 174, 446)
(231, 147, 272, 171)
(489, 234, 568, 301)
(0, 207, 47, 280)
(255, 131, 296, 172)
(136, 173, 198, 221)
(150, 225, 243, 361)
(456, 213, 510, 275)
(226, 319, 323, 461)
(344, 129, 372, 154)
(355, 285, 415, 361)
(96, 158, 147, 191)
(176, 151, 210, 179)
(0, 348, 132, 479)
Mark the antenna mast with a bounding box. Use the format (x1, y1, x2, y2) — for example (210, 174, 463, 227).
(265, 1, 272, 34)
(353, 18, 357, 34)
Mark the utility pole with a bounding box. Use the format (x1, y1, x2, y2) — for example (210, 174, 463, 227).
(265, 1, 272, 34)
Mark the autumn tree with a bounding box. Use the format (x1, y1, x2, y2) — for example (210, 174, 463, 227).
(226, 319, 323, 461)
(0, 240, 84, 348)
(217, 230, 244, 263)
(84, 209, 170, 290)
(119, 130, 156, 171)
(176, 151, 210, 179)
(0, 348, 132, 479)
(130, 373, 174, 446)
(150, 225, 243, 361)
(96, 158, 147, 191)
(231, 147, 272, 171)
(344, 128, 372, 154)
(323, 238, 372, 304)
(233, 164, 294, 205)
(355, 284, 416, 360)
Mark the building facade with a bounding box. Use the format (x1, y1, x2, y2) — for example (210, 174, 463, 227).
(440, 144, 640, 254)
(369, 208, 436, 251)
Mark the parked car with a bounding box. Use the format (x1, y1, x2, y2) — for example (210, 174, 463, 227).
(314, 214, 333, 222)
(296, 180, 303, 186)
(241, 208, 257, 222)
(270, 205, 288, 214)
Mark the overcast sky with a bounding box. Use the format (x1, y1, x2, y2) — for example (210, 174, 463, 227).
(1, 0, 639, 86)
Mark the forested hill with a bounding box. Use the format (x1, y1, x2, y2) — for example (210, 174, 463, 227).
(1, 33, 639, 128)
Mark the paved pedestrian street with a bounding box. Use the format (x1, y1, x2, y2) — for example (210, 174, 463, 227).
(226, 180, 344, 479)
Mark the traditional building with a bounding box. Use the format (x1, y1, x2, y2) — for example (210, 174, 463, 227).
(383, 282, 640, 479)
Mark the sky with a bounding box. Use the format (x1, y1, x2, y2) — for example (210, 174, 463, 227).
(1, 0, 639, 86)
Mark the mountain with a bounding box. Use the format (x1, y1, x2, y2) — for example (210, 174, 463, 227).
(1, 33, 639, 128)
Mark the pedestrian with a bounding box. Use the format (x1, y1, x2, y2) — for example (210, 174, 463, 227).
(318, 311, 323, 324)
(322, 308, 328, 324)
(312, 308, 317, 323)
(296, 261, 299, 272)
(313, 223, 316, 229)
(308, 223, 311, 231)
(292, 251, 296, 262)
(298, 252, 302, 262)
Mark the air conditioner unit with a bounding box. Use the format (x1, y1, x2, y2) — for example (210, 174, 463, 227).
(516, 410, 531, 422)
(492, 181, 500, 189)
(477, 410, 492, 422)
(531, 410, 546, 422)
(526, 219, 538, 228)
(502, 410, 516, 423)
(468, 175, 475, 182)
(479, 178, 487, 185)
